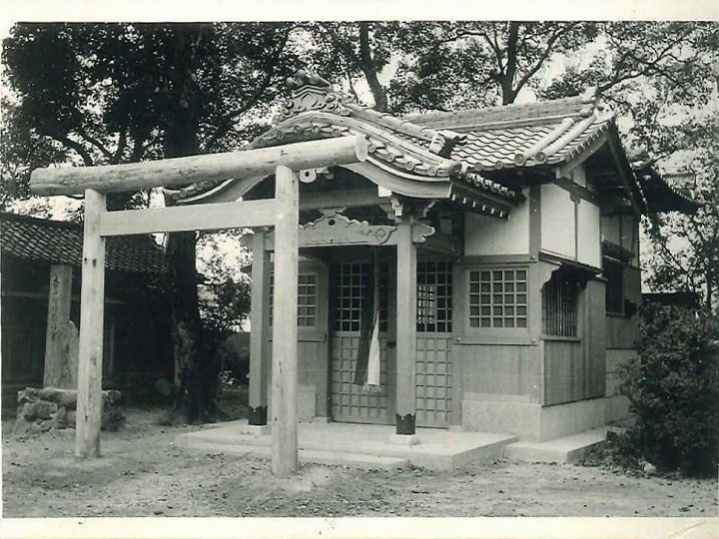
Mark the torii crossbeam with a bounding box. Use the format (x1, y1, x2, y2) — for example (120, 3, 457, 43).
(30, 135, 369, 476)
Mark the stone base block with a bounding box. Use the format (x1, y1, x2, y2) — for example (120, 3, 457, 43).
(238, 424, 271, 436)
(389, 433, 420, 446)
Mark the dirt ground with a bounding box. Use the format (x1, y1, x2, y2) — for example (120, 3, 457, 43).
(2, 399, 717, 518)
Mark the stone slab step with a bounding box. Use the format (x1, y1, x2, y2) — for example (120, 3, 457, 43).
(503, 428, 608, 464)
(299, 450, 409, 470)
(178, 440, 409, 470)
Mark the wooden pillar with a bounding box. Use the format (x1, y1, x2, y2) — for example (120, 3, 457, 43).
(75, 189, 106, 459)
(249, 229, 270, 425)
(43, 263, 75, 389)
(395, 218, 417, 435)
(270, 166, 299, 476)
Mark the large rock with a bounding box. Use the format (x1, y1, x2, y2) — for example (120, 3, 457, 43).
(52, 406, 69, 429)
(36, 400, 58, 420)
(20, 402, 38, 420)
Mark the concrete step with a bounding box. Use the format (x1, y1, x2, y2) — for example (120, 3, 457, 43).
(299, 450, 409, 470)
(503, 427, 608, 464)
(177, 439, 409, 470)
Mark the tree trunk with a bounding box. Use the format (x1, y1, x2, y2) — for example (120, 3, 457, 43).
(500, 22, 520, 105)
(162, 27, 221, 423)
(165, 230, 213, 422)
(358, 22, 389, 113)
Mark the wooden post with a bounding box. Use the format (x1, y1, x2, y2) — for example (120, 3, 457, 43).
(75, 189, 106, 458)
(43, 264, 75, 389)
(395, 218, 417, 435)
(248, 229, 270, 425)
(270, 166, 299, 476)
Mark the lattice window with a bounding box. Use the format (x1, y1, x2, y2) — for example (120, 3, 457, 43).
(269, 272, 318, 327)
(417, 260, 453, 333)
(333, 262, 388, 332)
(297, 274, 318, 327)
(468, 268, 528, 329)
(542, 274, 579, 337)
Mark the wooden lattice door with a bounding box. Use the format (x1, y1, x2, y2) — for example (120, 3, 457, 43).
(415, 260, 454, 427)
(330, 260, 393, 424)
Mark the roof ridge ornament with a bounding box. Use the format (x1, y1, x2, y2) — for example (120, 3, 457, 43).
(278, 69, 352, 122)
(579, 86, 601, 117)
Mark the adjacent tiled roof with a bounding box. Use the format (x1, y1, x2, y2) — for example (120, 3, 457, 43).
(0, 212, 166, 273)
(632, 163, 700, 215)
(406, 87, 613, 172)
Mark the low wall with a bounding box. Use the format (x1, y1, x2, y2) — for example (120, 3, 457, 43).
(538, 397, 606, 441)
(12, 387, 124, 436)
(462, 392, 606, 441)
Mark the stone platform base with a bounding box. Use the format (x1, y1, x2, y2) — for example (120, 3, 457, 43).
(12, 387, 124, 436)
(177, 420, 517, 471)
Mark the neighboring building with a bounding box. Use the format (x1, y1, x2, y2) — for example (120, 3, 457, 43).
(1, 212, 172, 404)
(171, 73, 692, 440)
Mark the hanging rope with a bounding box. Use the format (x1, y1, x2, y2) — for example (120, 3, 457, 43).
(354, 247, 382, 387)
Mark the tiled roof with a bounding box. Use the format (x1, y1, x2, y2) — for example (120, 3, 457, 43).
(168, 74, 635, 214)
(406, 88, 613, 171)
(0, 212, 166, 273)
(632, 165, 700, 215)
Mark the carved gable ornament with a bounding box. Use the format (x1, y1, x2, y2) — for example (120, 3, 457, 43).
(300, 211, 397, 247)
(278, 70, 352, 121)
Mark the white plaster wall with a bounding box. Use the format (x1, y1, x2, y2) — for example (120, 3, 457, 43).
(540, 183, 575, 259)
(464, 194, 530, 256)
(577, 199, 602, 268)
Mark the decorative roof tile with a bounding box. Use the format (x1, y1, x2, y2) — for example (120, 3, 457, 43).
(406, 88, 614, 172)
(0, 212, 166, 273)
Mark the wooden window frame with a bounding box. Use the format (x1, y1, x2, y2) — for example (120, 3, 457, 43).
(465, 265, 529, 334)
(269, 270, 320, 329)
(542, 274, 581, 339)
(417, 260, 453, 334)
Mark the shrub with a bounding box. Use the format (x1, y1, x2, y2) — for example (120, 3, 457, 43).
(616, 303, 719, 477)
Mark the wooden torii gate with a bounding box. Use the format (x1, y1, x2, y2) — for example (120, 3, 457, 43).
(30, 135, 369, 476)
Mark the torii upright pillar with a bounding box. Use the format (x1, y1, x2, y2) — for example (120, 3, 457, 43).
(270, 165, 300, 475)
(76, 189, 107, 458)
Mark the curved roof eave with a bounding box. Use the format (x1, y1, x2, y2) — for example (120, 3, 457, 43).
(169, 111, 522, 208)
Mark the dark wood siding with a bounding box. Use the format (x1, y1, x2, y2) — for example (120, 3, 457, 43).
(543, 279, 606, 405)
(456, 343, 537, 398)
